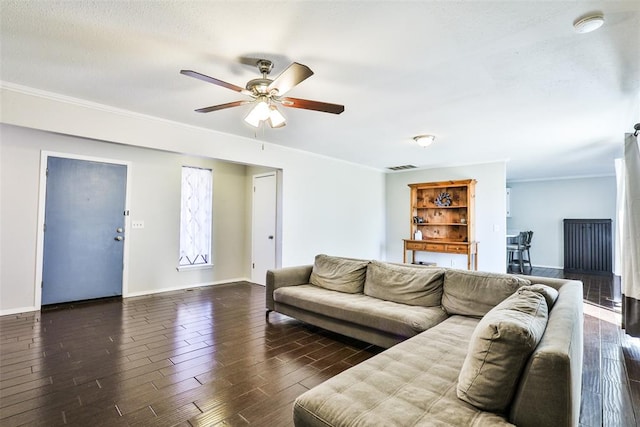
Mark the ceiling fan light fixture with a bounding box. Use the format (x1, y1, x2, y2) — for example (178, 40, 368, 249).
(183, 59, 344, 128)
(413, 135, 436, 148)
(573, 13, 604, 33)
(244, 97, 270, 127)
(268, 105, 286, 128)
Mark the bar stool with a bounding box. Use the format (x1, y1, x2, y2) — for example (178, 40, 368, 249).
(507, 231, 531, 273)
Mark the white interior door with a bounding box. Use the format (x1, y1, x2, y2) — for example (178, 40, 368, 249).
(251, 173, 277, 285)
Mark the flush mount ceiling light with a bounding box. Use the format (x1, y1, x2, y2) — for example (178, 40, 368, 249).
(413, 135, 436, 148)
(573, 13, 605, 33)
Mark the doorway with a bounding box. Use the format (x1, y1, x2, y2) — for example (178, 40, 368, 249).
(251, 173, 277, 285)
(38, 153, 130, 306)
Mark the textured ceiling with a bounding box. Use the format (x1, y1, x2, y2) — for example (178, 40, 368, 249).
(1, 1, 639, 180)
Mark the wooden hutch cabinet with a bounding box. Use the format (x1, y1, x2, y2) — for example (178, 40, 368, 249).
(403, 179, 478, 270)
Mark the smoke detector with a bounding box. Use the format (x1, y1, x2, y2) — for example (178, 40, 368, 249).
(573, 14, 604, 33)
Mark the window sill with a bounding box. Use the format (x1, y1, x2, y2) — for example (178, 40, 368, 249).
(176, 264, 214, 272)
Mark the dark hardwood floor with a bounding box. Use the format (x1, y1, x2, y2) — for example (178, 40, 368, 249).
(512, 265, 622, 313)
(1, 270, 638, 426)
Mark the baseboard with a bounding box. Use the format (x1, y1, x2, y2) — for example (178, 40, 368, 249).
(0, 306, 39, 316)
(532, 264, 563, 269)
(0, 279, 254, 316)
(124, 277, 252, 298)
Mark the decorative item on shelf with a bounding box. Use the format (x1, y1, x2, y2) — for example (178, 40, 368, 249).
(435, 192, 452, 207)
(413, 216, 425, 224)
(460, 218, 467, 224)
(414, 229, 423, 240)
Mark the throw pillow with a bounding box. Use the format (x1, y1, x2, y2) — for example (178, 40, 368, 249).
(456, 288, 548, 412)
(309, 254, 369, 294)
(363, 261, 445, 306)
(442, 269, 531, 317)
(522, 283, 559, 309)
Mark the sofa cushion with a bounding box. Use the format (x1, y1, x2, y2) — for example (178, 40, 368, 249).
(442, 269, 531, 317)
(293, 316, 514, 426)
(309, 254, 369, 294)
(363, 261, 445, 307)
(274, 284, 448, 338)
(523, 283, 559, 309)
(457, 288, 548, 412)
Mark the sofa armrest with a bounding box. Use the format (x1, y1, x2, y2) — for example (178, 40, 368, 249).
(266, 265, 313, 311)
(514, 274, 580, 291)
(509, 280, 583, 427)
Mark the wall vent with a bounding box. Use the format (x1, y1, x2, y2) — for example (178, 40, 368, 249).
(387, 165, 417, 171)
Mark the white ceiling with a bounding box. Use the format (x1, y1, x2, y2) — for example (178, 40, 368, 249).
(1, 1, 639, 180)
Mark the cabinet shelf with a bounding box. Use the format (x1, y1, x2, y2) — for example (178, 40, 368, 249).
(407, 239, 469, 243)
(414, 206, 468, 209)
(415, 223, 468, 226)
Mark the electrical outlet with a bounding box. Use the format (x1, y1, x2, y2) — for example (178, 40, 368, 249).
(132, 221, 145, 229)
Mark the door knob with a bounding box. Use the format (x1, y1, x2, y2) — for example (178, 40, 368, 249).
(116, 227, 123, 233)
(114, 236, 123, 241)
(268, 235, 274, 240)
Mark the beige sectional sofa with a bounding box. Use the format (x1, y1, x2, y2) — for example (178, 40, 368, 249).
(266, 255, 584, 427)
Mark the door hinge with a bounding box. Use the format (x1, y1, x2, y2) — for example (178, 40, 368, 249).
(252, 263, 255, 269)
(43, 223, 46, 232)
(124, 210, 130, 216)
(45, 168, 49, 177)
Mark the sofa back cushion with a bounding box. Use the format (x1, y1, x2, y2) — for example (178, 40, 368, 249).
(309, 254, 369, 294)
(363, 261, 445, 307)
(442, 269, 531, 317)
(457, 288, 549, 412)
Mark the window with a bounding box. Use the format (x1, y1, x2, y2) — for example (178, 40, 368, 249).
(179, 166, 213, 268)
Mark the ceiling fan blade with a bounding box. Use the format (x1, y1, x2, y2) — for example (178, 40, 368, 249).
(280, 97, 345, 114)
(195, 100, 249, 113)
(181, 70, 246, 93)
(268, 62, 314, 96)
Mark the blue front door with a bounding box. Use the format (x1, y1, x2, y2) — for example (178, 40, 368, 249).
(42, 157, 127, 305)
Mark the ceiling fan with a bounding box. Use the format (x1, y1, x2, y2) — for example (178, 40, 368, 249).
(180, 59, 345, 128)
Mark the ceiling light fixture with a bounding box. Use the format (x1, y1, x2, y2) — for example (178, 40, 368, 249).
(413, 135, 436, 148)
(244, 97, 287, 128)
(244, 97, 270, 127)
(573, 13, 604, 33)
(268, 105, 286, 128)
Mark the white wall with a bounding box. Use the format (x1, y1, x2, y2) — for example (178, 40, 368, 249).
(506, 176, 616, 268)
(0, 124, 250, 313)
(0, 86, 386, 314)
(385, 162, 507, 273)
